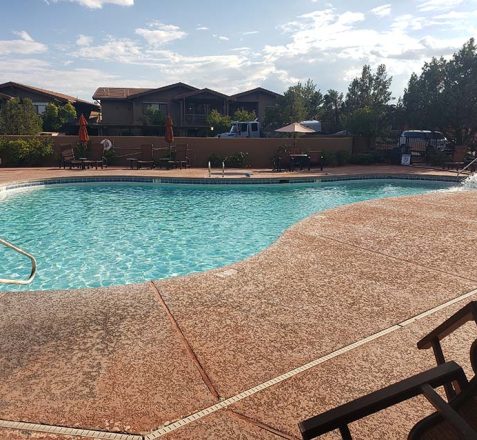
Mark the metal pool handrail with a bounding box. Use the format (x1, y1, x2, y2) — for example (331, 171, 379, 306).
(457, 157, 477, 177)
(0, 238, 37, 285)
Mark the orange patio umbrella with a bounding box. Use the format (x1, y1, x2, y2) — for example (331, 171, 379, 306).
(165, 115, 174, 152)
(78, 114, 89, 143)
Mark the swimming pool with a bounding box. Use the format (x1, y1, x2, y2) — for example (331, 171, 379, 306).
(0, 179, 458, 291)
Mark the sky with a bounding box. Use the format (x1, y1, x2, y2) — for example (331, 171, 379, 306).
(0, 0, 476, 102)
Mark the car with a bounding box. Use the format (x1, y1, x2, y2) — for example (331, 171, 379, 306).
(398, 130, 448, 152)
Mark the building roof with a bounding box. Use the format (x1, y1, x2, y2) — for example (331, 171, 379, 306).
(129, 82, 198, 99)
(93, 82, 198, 100)
(93, 87, 153, 100)
(0, 81, 99, 108)
(230, 87, 282, 99)
(0, 91, 12, 101)
(174, 88, 229, 100)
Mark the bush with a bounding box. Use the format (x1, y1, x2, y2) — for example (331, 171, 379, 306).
(225, 152, 248, 168)
(349, 152, 379, 165)
(207, 153, 224, 167)
(335, 150, 351, 166)
(0, 137, 53, 166)
(428, 151, 449, 166)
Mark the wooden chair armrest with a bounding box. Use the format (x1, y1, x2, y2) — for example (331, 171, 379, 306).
(417, 302, 477, 350)
(298, 361, 468, 440)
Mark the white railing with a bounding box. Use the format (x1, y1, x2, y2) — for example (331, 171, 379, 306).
(0, 238, 37, 285)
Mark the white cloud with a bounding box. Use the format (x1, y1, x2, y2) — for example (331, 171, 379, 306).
(0, 31, 47, 55)
(13, 30, 34, 42)
(243, 31, 259, 35)
(417, 0, 463, 12)
(48, 0, 134, 8)
(370, 4, 391, 17)
(76, 34, 93, 46)
(196, 26, 209, 31)
(213, 34, 229, 41)
(135, 22, 187, 46)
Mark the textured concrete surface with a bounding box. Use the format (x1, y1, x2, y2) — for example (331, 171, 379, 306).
(0, 169, 476, 439)
(0, 284, 215, 433)
(0, 164, 466, 186)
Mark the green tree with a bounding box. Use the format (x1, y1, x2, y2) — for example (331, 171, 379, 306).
(0, 98, 42, 135)
(318, 89, 344, 133)
(144, 108, 165, 125)
(207, 109, 231, 134)
(42, 102, 77, 131)
(345, 64, 392, 113)
(344, 64, 393, 136)
(59, 102, 77, 124)
(232, 108, 256, 121)
(264, 79, 322, 130)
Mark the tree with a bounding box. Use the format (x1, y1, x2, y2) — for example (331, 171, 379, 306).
(401, 39, 477, 145)
(232, 108, 256, 121)
(264, 79, 322, 129)
(144, 107, 165, 126)
(318, 89, 344, 133)
(0, 98, 42, 135)
(345, 64, 392, 113)
(43, 102, 77, 131)
(207, 109, 231, 134)
(344, 64, 393, 136)
(59, 102, 77, 125)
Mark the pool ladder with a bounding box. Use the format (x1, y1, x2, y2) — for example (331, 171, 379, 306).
(0, 238, 37, 285)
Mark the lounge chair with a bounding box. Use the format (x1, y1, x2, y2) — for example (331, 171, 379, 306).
(59, 146, 85, 169)
(153, 146, 175, 169)
(87, 143, 106, 169)
(127, 144, 155, 169)
(171, 144, 190, 169)
(299, 301, 477, 440)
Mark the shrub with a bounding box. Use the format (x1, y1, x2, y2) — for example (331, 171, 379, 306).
(335, 150, 351, 165)
(428, 151, 449, 166)
(225, 152, 248, 168)
(207, 153, 224, 167)
(349, 152, 379, 165)
(0, 137, 53, 166)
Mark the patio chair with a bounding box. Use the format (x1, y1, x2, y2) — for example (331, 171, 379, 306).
(272, 145, 291, 172)
(298, 301, 477, 440)
(171, 144, 190, 169)
(86, 142, 106, 169)
(59, 146, 84, 169)
(127, 144, 155, 169)
(153, 146, 175, 169)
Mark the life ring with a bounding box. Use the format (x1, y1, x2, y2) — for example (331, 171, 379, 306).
(100, 139, 113, 151)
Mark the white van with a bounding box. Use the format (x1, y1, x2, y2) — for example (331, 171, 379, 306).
(398, 130, 448, 151)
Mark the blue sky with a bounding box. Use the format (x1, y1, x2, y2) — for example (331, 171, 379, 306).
(1, 0, 476, 102)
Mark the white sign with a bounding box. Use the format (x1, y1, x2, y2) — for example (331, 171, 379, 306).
(401, 154, 411, 166)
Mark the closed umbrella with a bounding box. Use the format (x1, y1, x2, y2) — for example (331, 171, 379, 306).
(275, 122, 315, 149)
(78, 114, 89, 158)
(165, 115, 174, 157)
(78, 114, 89, 143)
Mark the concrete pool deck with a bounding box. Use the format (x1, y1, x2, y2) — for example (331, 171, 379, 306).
(0, 166, 476, 439)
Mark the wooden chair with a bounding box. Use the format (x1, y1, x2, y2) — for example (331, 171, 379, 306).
(299, 301, 477, 440)
(153, 146, 175, 169)
(59, 146, 83, 169)
(172, 144, 190, 169)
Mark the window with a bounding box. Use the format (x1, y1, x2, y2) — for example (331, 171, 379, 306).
(251, 123, 258, 132)
(33, 102, 48, 115)
(144, 102, 168, 114)
(240, 123, 248, 132)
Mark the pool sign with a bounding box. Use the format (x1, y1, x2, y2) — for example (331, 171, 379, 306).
(401, 154, 411, 166)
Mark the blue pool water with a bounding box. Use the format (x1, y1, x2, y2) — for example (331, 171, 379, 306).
(0, 179, 457, 291)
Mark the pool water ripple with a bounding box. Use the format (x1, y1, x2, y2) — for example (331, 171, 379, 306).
(0, 180, 457, 291)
